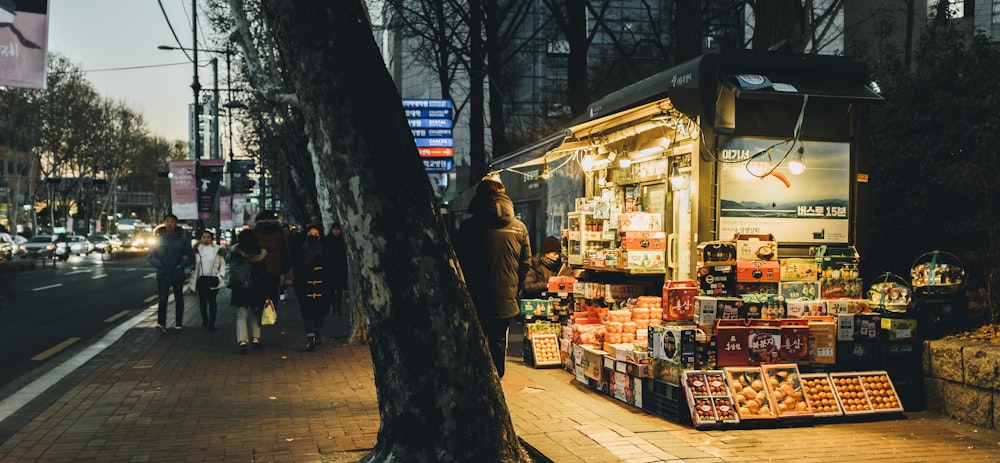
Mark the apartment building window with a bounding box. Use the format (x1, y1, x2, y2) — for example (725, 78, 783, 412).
(993, 0, 1000, 24)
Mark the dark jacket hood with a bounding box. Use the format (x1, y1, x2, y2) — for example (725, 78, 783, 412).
(467, 192, 515, 229)
(254, 219, 283, 234)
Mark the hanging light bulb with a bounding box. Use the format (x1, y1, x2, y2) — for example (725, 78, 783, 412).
(581, 153, 595, 171)
(618, 153, 632, 168)
(539, 160, 551, 180)
(669, 162, 685, 188)
(788, 146, 805, 175)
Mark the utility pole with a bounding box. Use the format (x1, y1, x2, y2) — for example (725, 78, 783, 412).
(191, 0, 201, 160)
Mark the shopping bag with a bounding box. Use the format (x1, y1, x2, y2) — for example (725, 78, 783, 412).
(262, 299, 278, 325)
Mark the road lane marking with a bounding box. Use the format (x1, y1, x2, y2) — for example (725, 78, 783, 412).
(104, 311, 131, 323)
(31, 338, 82, 361)
(143, 273, 156, 279)
(90, 274, 108, 280)
(143, 295, 157, 304)
(32, 284, 63, 291)
(66, 270, 90, 275)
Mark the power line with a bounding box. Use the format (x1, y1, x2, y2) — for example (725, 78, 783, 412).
(157, 0, 194, 62)
(65, 61, 197, 74)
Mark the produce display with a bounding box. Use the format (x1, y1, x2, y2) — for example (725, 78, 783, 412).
(761, 364, 813, 417)
(828, 372, 903, 414)
(531, 334, 562, 367)
(682, 371, 740, 427)
(724, 367, 778, 419)
(800, 373, 844, 416)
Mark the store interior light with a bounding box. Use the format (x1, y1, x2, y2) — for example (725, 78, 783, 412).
(618, 154, 632, 168)
(669, 162, 685, 188)
(788, 146, 805, 175)
(581, 153, 596, 171)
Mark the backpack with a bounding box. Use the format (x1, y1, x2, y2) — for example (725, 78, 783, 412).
(228, 252, 253, 290)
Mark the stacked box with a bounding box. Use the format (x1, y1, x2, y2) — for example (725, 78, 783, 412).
(621, 231, 666, 250)
(734, 233, 778, 261)
(698, 264, 737, 296)
(693, 296, 742, 328)
(786, 300, 828, 318)
(826, 298, 870, 314)
(715, 319, 750, 367)
(697, 240, 737, 265)
(747, 319, 781, 365)
(519, 299, 554, 317)
(780, 258, 820, 281)
(663, 280, 698, 321)
(648, 325, 695, 367)
(737, 260, 780, 282)
(881, 318, 918, 340)
(807, 316, 837, 364)
(779, 319, 810, 362)
(741, 293, 786, 320)
(779, 281, 821, 301)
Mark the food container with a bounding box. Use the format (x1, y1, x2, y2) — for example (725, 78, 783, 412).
(663, 280, 698, 321)
(683, 370, 740, 427)
(734, 234, 778, 261)
(724, 367, 778, 420)
(697, 240, 737, 265)
(530, 334, 562, 368)
(867, 272, 912, 314)
(910, 250, 965, 295)
(829, 371, 904, 414)
(799, 373, 844, 417)
(760, 364, 813, 417)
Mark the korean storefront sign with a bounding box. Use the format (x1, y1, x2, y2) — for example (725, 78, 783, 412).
(717, 137, 850, 244)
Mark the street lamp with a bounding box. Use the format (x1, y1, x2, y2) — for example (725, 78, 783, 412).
(159, 44, 235, 161)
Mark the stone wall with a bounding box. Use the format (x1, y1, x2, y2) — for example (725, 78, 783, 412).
(923, 339, 1000, 429)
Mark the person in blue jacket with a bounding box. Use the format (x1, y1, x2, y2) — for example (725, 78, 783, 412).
(148, 213, 195, 333)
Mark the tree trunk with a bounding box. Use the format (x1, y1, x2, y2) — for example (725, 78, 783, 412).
(566, 0, 588, 118)
(258, 2, 531, 461)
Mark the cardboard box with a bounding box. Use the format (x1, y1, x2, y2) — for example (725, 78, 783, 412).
(663, 280, 698, 321)
(604, 283, 645, 303)
(715, 319, 750, 367)
(780, 258, 820, 281)
(618, 212, 662, 232)
(519, 299, 554, 317)
(649, 358, 683, 385)
(837, 314, 856, 341)
(826, 299, 870, 315)
(779, 319, 810, 362)
(625, 250, 666, 272)
(815, 245, 860, 276)
(855, 313, 881, 340)
(734, 233, 778, 261)
(747, 319, 781, 365)
(735, 281, 778, 295)
(580, 346, 609, 381)
(697, 264, 737, 296)
(648, 324, 695, 366)
(786, 300, 828, 318)
(621, 231, 667, 250)
(737, 260, 780, 282)
(881, 318, 918, 340)
(547, 276, 577, 294)
(693, 296, 742, 328)
(806, 316, 836, 364)
(779, 281, 821, 301)
(741, 293, 786, 320)
(820, 278, 863, 298)
(695, 333, 718, 369)
(697, 240, 737, 265)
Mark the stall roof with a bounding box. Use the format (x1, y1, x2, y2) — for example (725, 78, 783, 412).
(567, 50, 881, 138)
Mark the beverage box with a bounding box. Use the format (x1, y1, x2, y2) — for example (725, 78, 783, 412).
(736, 260, 780, 282)
(780, 258, 820, 281)
(663, 280, 698, 321)
(648, 324, 695, 366)
(697, 240, 737, 265)
(625, 250, 666, 272)
(734, 233, 778, 261)
(779, 319, 810, 362)
(741, 293, 786, 320)
(519, 299, 554, 317)
(698, 264, 737, 296)
(747, 319, 781, 365)
(815, 245, 860, 274)
(604, 283, 645, 303)
(826, 298, 870, 315)
(621, 231, 666, 250)
(786, 300, 828, 318)
(820, 278, 863, 298)
(806, 316, 837, 364)
(693, 296, 742, 328)
(715, 319, 750, 367)
(735, 281, 778, 295)
(779, 281, 821, 301)
(547, 276, 577, 294)
(618, 212, 662, 232)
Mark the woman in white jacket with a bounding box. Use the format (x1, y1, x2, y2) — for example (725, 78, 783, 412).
(190, 230, 227, 331)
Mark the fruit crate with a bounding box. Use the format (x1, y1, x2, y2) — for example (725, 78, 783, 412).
(760, 364, 814, 418)
(530, 334, 562, 368)
(641, 378, 691, 425)
(799, 373, 844, 417)
(682, 370, 740, 427)
(829, 371, 904, 415)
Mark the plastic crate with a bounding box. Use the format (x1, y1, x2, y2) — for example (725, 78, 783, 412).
(522, 337, 534, 367)
(641, 379, 691, 425)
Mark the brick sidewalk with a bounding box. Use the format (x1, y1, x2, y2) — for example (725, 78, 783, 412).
(0, 288, 998, 462)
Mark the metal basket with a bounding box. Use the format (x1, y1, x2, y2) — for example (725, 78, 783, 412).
(868, 272, 912, 313)
(910, 250, 964, 296)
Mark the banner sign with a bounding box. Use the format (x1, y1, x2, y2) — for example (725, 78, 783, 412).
(197, 159, 225, 219)
(169, 160, 198, 220)
(219, 195, 233, 233)
(717, 137, 851, 244)
(402, 99, 454, 171)
(0, 0, 48, 89)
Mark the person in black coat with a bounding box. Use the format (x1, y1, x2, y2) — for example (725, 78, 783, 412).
(324, 222, 348, 316)
(455, 176, 531, 378)
(521, 235, 571, 299)
(230, 228, 268, 354)
(294, 224, 332, 351)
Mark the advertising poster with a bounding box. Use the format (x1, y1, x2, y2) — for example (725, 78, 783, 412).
(197, 159, 225, 220)
(219, 195, 232, 233)
(169, 160, 197, 220)
(717, 137, 850, 244)
(0, 0, 49, 89)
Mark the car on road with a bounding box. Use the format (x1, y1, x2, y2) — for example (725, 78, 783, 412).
(87, 234, 120, 253)
(56, 235, 94, 258)
(0, 233, 18, 261)
(19, 235, 57, 259)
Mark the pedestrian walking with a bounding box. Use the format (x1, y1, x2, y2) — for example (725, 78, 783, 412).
(520, 235, 572, 300)
(229, 228, 268, 354)
(147, 213, 195, 333)
(455, 176, 531, 378)
(253, 211, 291, 309)
(324, 222, 348, 316)
(294, 224, 332, 351)
(189, 230, 227, 331)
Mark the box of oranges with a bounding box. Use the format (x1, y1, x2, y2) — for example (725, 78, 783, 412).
(799, 373, 844, 417)
(530, 334, 562, 368)
(829, 371, 903, 414)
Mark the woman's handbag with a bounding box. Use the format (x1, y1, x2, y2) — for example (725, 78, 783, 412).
(261, 298, 278, 325)
(197, 275, 220, 288)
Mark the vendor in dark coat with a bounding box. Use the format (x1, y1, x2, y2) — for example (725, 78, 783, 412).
(521, 235, 572, 299)
(455, 176, 531, 378)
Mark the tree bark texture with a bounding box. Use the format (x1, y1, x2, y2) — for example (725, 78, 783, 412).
(258, 2, 531, 461)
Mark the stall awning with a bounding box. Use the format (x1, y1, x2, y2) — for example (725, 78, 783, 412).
(722, 74, 882, 102)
